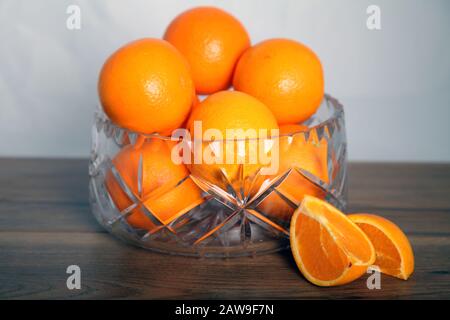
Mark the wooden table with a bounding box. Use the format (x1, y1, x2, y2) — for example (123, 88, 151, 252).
(0, 159, 449, 299)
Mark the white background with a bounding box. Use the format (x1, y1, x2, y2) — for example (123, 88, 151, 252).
(1, 0, 449, 161)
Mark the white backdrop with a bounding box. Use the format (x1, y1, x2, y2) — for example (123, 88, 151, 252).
(1, 0, 449, 161)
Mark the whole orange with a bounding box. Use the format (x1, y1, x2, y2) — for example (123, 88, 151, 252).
(164, 7, 250, 94)
(187, 91, 278, 191)
(98, 38, 194, 134)
(105, 139, 204, 231)
(257, 124, 329, 222)
(181, 92, 201, 129)
(233, 39, 324, 125)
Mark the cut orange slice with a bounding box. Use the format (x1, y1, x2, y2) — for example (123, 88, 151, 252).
(349, 214, 414, 280)
(290, 196, 376, 286)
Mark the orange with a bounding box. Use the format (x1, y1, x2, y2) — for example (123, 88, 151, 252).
(105, 138, 204, 231)
(98, 38, 194, 134)
(258, 124, 328, 222)
(192, 93, 201, 108)
(164, 7, 250, 94)
(290, 196, 376, 286)
(181, 93, 201, 129)
(233, 38, 324, 124)
(187, 91, 278, 190)
(349, 214, 415, 280)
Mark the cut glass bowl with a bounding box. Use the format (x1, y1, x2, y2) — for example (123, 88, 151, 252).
(89, 94, 347, 257)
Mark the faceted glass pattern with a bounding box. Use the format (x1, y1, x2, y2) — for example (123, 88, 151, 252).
(89, 94, 347, 257)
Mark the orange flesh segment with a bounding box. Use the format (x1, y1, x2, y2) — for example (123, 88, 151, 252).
(357, 223, 401, 275)
(290, 196, 376, 286)
(301, 197, 375, 264)
(294, 214, 349, 281)
(349, 214, 415, 280)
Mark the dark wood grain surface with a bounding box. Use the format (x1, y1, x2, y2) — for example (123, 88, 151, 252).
(0, 158, 449, 299)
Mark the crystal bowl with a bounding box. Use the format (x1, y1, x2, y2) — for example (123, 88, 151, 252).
(89, 94, 347, 257)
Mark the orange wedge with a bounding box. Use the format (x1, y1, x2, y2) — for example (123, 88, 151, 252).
(349, 214, 414, 280)
(290, 196, 376, 286)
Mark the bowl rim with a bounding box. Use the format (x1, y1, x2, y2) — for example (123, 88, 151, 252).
(94, 93, 344, 143)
